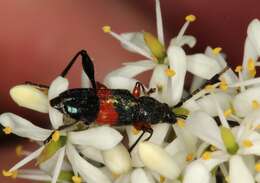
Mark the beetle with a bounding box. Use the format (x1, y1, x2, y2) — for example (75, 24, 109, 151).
(47, 50, 179, 151)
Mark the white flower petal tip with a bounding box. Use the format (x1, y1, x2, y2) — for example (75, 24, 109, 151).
(138, 141, 181, 179)
(68, 126, 123, 150)
(0, 113, 51, 141)
(48, 76, 69, 100)
(131, 168, 155, 183)
(229, 155, 254, 183)
(10, 85, 48, 113)
(233, 86, 260, 117)
(247, 19, 260, 55)
(167, 46, 187, 105)
(187, 54, 222, 79)
(170, 35, 197, 48)
(183, 161, 210, 183)
(196, 92, 233, 117)
(186, 111, 225, 150)
(66, 143, 111, 183)
(102, 144, 132, 175)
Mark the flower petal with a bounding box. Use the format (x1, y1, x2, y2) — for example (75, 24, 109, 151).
(102, 143, 132, 175)
(68, 126, 123, 150)
(78, 146, 104, 163)
(200, 151, 229, 171)
(233, 86, 260, 117)
(120, 32, 151, 54)
(131, 168, 155, 183)
(190, 76, 206, 93)
(186, 111, 225, 150)
(170, 35, 197, 48)
(0, 113, 51, 141)
(229, 155, 254, 183)
(187, 54, 222, 79)
(167, 46, 187, 105)
(196, 92, 233, 117)
(48, 76, 69, 129)
(138, 141, 181, 179)
(247, 19, 260, 55)
(51, 147, 65, 183)
(114, 174, 130, 183)
(66, 143, 111, 183)
(10, 85, 49, 113)
(183, 160, 210, 183)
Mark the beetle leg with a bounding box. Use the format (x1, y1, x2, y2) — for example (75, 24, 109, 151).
(132, 82, 156, 98)
(128, 122, 153, 153)
(61, 50, 96, 90)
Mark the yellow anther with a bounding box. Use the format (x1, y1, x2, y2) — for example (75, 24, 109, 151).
(242, 139, 253, 148)
(15, 145, 23, 157)
(102, 25, 111, 33)
(255, 124, 260, 129)
(219, 79, 228, 91)
(52, 131, 60, 142)
(177, 119, 186, 128)
(165, 68, 176, 77)
(210, 145, 217, 151)
(2, 170, 17, 178)
(185, 14, 196, 22)
(131, 127, 140, 135)
(3, 127, 12, 135)
(186, 153, 193, 162)
(112, 172, 119, 178)
(202, 151, 212, 160)
(235, 65, 242, 73)
(225, 176, 230, 183)
(160, 176, 166, 183)
(247, 58, 256, 77)
(252, 100, 260, 110)
(204, 84, 214, 92)
(72, 176, 82, 183)
(212, 47, 222, 55)
(255, 163, 260, 172)
(224, 108, 232, 117)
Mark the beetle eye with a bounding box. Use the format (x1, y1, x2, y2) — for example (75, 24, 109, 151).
(66, 106, 78, 114)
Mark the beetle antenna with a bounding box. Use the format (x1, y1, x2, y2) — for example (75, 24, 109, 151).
(61, 50, 96, 90)
(174, 66, 229, 107)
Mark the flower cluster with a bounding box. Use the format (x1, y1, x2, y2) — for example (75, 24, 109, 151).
(1, 0, 260, 183)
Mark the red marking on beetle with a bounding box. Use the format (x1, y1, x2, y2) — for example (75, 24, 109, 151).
(96, 89, 119, 125)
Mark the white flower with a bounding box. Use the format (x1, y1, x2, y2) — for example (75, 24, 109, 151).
(102, 0, 222, 106)
(1, 76, 123, 183)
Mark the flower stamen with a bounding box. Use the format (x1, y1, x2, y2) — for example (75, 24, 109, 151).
(186, 153, 193, 162)
(131, 127, 140, 135)
(72, 175, 82, 183)
(165, 68, 176, 77)
(177, 119, 185, 128)
(224, 108, 232, 117)
(160, 175, 166, 183)
(219, 79, 228, 91)
(247, 58, 256, 77)
(16, 145, 23, 157)
(52, 131, 60, 142)
(242, 139, 253, 148)
(235, 65, 242, 73)
(2, 170, 17, 179)
(255, 163, 260, 172)
(252, 100, 260, 110)
(185, 14, 196, 22)
(3, 127, 12, 135)
(202, 151, 212, 160)
(212, 47, 222, 55)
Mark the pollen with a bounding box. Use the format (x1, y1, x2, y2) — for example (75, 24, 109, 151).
(247, 58, 256, 77)
(242, 139, 253, 148)
(3, 127, 12, 135)
(112, 172, 119, 178)
(177, 119, 186, 128)
(186, 153, 193, 162)
(224, 108, 232, 117)
(212, 47, 222, 55)
(15, 145, 23, 157)
(160, 176, 166, 183)
(72, 176, 82, 183)
(219, 79, 228, 91)
(255, 163, 260, 172)
(235, 65, 242, 73)
(255, 124, 260, 129)
(52, 131, 60, 142)
(202, 151, 212, 160)
(2, 170, 17, 178)
(102, 25, 111, 33)
(165, 68, 176, 77)
(252, 100, 260, 110)
(185, 14, 196, 22)
(204, 84, 214, 92)
(131, 127, 140, 135)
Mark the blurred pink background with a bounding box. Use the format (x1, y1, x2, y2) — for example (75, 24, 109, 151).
(0, 0, 259, 182)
